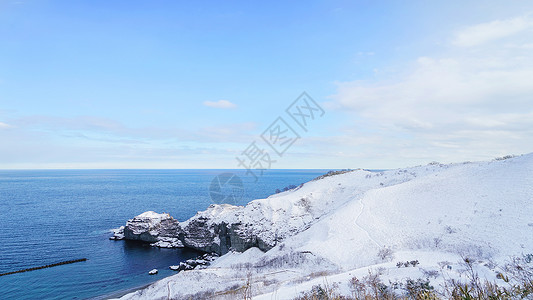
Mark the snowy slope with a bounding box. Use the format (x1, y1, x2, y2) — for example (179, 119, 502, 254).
(115, 154, 533, 300)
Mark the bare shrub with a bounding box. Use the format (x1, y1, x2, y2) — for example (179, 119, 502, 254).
(396, 260, 419, 268)
(312, 169, 355, 181)
(444, 225, 456, 234)
(298, 197, 312, 213)
(493, 154, 517, 161)
(275, 184, 303, 194)
(292, 255, 533, 300)
(377, 247, 394, 261)
(242, 272, 253, 300)
(433, 237, 442, 248)
(437, 261, 452, 270)
(404, 278, 436, 299)
(421, 268, 440, 278)
(294, 284, 339, 300)
(441, 254, 533, 299)
(349, 276, 366, 299)
(255, 251, 330, 270)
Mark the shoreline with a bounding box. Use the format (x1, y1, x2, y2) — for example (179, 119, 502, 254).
(91, 281, 154, 300)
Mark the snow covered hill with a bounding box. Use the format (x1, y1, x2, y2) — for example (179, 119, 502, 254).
(115, 154, 533, 299)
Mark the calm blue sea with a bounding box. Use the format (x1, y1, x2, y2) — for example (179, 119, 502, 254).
(0, 169, 328, 300)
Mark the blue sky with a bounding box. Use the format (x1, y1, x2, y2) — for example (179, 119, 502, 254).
(1, 0, 533, 169)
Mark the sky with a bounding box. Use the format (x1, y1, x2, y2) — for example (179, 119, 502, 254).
(1, 0, 532, 169)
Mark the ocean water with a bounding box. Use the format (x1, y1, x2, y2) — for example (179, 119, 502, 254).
(0, 169, 328, 299)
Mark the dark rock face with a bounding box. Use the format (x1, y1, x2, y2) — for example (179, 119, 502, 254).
(179, 216, 221, 253)
(179, 220, 276, 255)
(227, 223, 273, 253)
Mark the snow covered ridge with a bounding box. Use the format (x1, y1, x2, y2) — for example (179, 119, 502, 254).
(113, 154, 533, 299)
(112, 162, 421, 253)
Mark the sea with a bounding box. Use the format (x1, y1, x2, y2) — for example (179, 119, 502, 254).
(0, 169, 329, 300)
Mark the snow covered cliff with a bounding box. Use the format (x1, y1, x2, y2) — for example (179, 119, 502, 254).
(114, 153, 533, 299)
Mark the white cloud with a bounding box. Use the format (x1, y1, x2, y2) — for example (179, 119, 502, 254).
(329, 14, 533, 164)
(203, 99, 237, 109)
(9, 114, 256, 144)
(0, 114, 259, 168)
(453, 15, 533, 47)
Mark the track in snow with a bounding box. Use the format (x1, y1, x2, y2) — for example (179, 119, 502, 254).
(354, 197, 381, 248)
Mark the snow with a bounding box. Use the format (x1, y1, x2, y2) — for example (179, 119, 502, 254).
(114, 153, 533, 299)
(110, 226, 125, 234)
(150, 237, 184, 248)
(137, 211, 169, 220)
(109, 226, 125, 240)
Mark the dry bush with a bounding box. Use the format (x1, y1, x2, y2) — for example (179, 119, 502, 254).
(312, 169, 355, 181)
(378, 247, 395, 261)
(442, 254, 533, 299)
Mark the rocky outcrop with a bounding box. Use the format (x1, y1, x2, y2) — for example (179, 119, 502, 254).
(117, 211, 182, 245)
(109, 226, 125, 240)
(169, 253, 218, 272)
(112, 206, 280, 255)
(179, 218, 273, 254)
(177, 204, 279, 255)
(112, 186, 324, 256)
(151, 237, 183, 248)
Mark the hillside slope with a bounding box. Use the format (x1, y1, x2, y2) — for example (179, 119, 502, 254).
(116, 154, 533, 299)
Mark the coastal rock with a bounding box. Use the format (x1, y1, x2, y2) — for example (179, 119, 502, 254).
(116, 195, 320, 255)
(180, 262, 194, 271)
(121, 211, 181, 243)
(117, 178, 335, 255)
(150, 237, 184, 248)
(109, 226, 125, 240)
(178, 204, 279, 255)
(169, 254, 217, 272)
